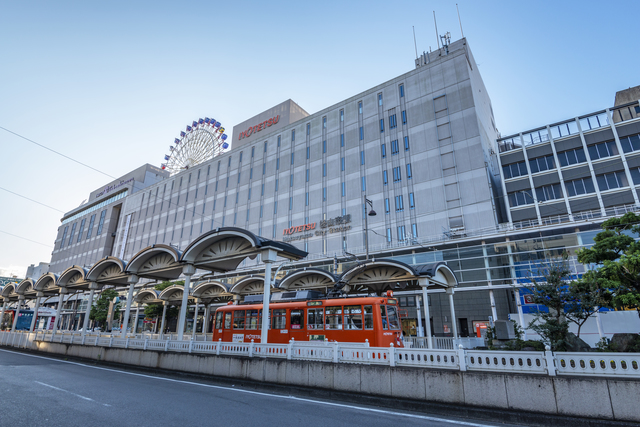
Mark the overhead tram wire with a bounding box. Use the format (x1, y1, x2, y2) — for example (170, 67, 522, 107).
(0, 186, 66, 213)
(0, 230, 53, 248)
(0, 126, 116, 180)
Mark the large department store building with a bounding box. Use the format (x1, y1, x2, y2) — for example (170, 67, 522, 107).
(38, 37, 640, 339)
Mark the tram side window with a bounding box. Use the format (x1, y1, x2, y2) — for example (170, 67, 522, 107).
(215, 312, 223, 329)
(224, 312, 232, 329)
(272, 309, 287, 329)
(233, 310, 245, 329)
(380, 305, 388, 330)
(364, 305, 374, 330)
(325, 306, 342, 330)
(386, 306, 401, 330)
(307, 308, 323, 330)
(290, 309, 304, 330)
(344, 305, 363, 330)
(246, 309, 259, 330)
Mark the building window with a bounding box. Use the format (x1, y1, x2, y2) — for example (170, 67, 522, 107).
(69, 222, 77, 244)
(378, 93, 383, 106)
(251, 147, 255, 158)
(385, 198, 390, 214)
(535, 183, 563, 202)
(406, 163, 412, 179)
(228, 157, 232, 167)
(307, 123, 310, 135)
(397, 225, 406, 241)
(323, 163, 327, 177)
(508, 191, 534, 207)
(323, 187, 327, 201)
(274, 201, 278, 214)
(224, 196, 227, 207)
(359, 127, 364, 140)
(341, 157, 345, 171)
(305, 192, 309, 206)
(358, 102, 363, 114)
(218, 161, 221, 171)
(402, 110, 407, 124)
(411, 223, 418, 239)
(399, 84, 404, 97)
(290, 175, 294, 187)
(239, 152, 243, 163)
(248, 188, 251, 199)
(323, 140, 327, 153)
(261, 184, 264, 196)
(275, 179, 279, 192)
(381, 144, 386, 158)
(386, 228, 392, 242)
(395, 195, 404, 211)
(260, 205, 263, 218)
(250, 168, 253, 179)
(630, 167, 640, 184)
(291, 130, 295, 141)
(238, 172, 241, 183)
(264, 142, 268, 152)
(262, 163, 266, 175)
(529, 155, 555, 173)
(306, 147, 310, 159)
(341, 182, 346, 197)
(565, 177, 596, 197)
(404, 136, 410, 151)
(76, 218, 86, 242)
(341, 134, 344, 147)
(502, 161, 528, 179)
(291, 152, 295, 165)
(360, 151, 365, 165)
(620, 134, 640, 153)
(226, 176, 229, 187)
(289, 197, 293, 210)
(588, 140, 618, 161)
(306, 169, 309, 182)
(393, 166, 402, 182)
(276, 158, 280, 170)
(383, 170, 388, 185)
(60, 226, 69, 248)
(86, 214, 96, 240)
(391, 139, 399, 155)
(380, 119, 384, 133)
(361, 177, 366, 192)
(340, 110, 344, 122)
(596, 171, 628, 191)
(409, 192, 415, 209)
(323, 117, 327, 128)
(389, 114, 397, 129)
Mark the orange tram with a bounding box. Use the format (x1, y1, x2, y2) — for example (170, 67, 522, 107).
(212, 293, 404, 347)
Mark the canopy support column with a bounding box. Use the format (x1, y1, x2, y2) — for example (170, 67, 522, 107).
(52, 288, 67, 336)
(0, 300, 7, 331)
(160, 301, 168, 337)
(446, 287, 459, 338)
(177, 265, 196, 341)
(419, 278, 433, 349)
(203, 304, 211, 334)
(30, 292, 44, 332)
(121, 275, 139, 338)
(260, 249, 277, 344)
(82, 283, 99, 337)
(11, 296, 25, 332)
(191, 298, 199, 340)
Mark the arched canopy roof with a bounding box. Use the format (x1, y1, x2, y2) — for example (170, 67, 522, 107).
(57, 265, 88, 290)
(158, 285, 187, 304)
(0, 283, 19, 302)
(34, 273, 59, 296)
(86, 257, 129, 287)
(229, 276, 269, 296)
(338, 259, 457, 295)
(134, 289, 161, 305)
(181, 227, 307, 273)
(192, 281, 231, 300)
(126, 244, 183, 280)
(277, 268, 337, 291)
(15, 279, 35, 296)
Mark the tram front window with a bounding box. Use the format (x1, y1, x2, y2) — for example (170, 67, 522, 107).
(344, 305, 362, 330)
(272, 309, 286, 329)
(233, 310, 245, 329)
(246, 309, 259, 330)
(307, 308, 323, 330)
(325, 307, 342, 330)
(364, 305, 374, 330)
(215, 312, 223, 329)
(224, 312, 232, 329)
(386, 306, 401, 330)
(290, 309, 304, 329)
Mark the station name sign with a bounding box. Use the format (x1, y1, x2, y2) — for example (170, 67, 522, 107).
(282, 214, 352, 242)
(238, 115, 280, 141)
(95, 178, 134, 199)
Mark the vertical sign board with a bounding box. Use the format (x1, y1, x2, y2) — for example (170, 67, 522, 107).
(119, 214, 132, 259)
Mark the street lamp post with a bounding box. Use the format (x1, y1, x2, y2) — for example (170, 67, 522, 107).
(363, 195, 377, 260)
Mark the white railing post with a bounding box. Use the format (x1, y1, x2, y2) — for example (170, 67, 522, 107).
(249, 340, 254, 358)
(458, 344, 467, 371)
(333, 341, 339, 364)
(545, 345, 556, 376)
(216, 338, 221, 356)
(389, 343, 396, 367)
(165, 339, 170, 352)
(364, 339, 369, 347)
(188, 339, 193, 354)
(125, 338, 130, 349)
(109, 336, 113, 348)
(70, 334, 74, 345)
(81, 334, 86, 345)
(287, 338, 293, 360)
(144, 338, 149, 350)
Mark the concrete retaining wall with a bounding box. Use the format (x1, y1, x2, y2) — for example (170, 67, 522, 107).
(33, 341, 640, 423)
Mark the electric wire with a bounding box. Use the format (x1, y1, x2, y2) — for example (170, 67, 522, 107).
(0, 230, 53, 248)
(0, 186, 65, 213)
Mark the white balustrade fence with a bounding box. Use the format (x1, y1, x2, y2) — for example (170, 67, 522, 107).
(2, 330, 640, 379)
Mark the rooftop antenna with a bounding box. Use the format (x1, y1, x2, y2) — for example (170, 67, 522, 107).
(433, 11, 440, 50)
(412, 26, 418, 59)
(440, 32, 451, 54)
(456, 3, 464, 38)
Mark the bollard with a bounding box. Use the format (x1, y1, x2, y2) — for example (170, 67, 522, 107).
(457, 344, 467, 371)
(249, 339, 254, 358)
(389, 343, 396, 367)
(544, 345, 556, 376)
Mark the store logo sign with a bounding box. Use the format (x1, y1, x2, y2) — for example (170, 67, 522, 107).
(238, 115, 280, 140)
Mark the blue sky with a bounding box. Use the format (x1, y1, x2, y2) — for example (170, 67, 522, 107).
(1, 0, 639, 277)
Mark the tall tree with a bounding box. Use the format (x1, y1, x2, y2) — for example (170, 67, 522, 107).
(90, 289, 120, 329)
(577, 212, 640, 313)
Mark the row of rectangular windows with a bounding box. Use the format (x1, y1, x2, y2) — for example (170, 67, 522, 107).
(60, 209, 106, 249)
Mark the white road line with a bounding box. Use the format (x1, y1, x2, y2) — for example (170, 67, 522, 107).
(2, 349, 494, 426)
(34, 381, 111, 406)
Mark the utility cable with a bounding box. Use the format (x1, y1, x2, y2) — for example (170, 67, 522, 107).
(0, 230, 53, 248)
(0, 186, 65, 213)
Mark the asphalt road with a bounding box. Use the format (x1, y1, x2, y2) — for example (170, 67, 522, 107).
(0, 349, 521, 427)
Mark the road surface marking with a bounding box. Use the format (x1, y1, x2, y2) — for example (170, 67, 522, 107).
(35, 381, 111, 406)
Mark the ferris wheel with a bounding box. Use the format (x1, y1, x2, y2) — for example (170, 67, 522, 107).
(161, 118, 229, 175)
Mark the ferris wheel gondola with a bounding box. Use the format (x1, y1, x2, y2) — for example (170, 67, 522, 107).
(161, 117, 229, 175)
